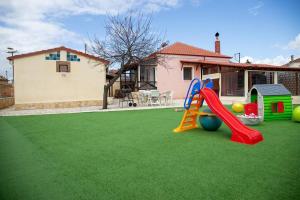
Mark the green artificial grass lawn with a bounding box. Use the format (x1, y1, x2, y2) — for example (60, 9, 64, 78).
(0, 109, 300, 200)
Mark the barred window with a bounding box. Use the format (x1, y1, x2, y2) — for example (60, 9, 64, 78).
(183, 67, 192, 80)
(56, 61, 71, 73)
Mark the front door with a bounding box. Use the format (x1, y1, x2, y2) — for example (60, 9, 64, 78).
(140, 66, 156, 90)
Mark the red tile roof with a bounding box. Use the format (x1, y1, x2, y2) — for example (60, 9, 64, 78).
(180, 59, 300, 71)
(291, 58, 300, 63)
(282, 58, 300, 67)
(158, 42, 232, 58)
(7, 46, 109, 64)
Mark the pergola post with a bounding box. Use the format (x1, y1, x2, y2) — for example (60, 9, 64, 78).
(274, 71, 278, 84)
(137, 65, 140, 89)
(244, 70, 249, 98)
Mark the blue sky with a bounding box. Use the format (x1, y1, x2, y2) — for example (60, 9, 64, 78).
(0, 0, 300, 78)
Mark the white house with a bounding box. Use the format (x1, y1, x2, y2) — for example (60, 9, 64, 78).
(8, 46, 108, 110)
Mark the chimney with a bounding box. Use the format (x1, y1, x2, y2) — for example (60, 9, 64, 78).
(291, 55, 294, 62)
(215, 32, 220, 54)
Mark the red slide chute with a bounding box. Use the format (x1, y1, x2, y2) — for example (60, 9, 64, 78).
(200, 88, 263, 145)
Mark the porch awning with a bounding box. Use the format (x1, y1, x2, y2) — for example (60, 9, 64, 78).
(180, 59, 300, 72)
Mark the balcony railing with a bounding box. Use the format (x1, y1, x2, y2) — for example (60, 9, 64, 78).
(138, 81, 157, 90)
(117, 80, 157, 92)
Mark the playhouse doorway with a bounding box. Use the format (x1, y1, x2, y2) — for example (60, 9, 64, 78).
(250, 88, 258, 103)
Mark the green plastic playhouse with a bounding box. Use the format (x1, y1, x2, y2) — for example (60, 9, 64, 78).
(247, 84, 292, 121)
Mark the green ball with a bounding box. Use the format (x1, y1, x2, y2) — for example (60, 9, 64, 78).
(199, 108, 222, 131)
(202, 107, 213, 113)
(292, 106, 300, 122)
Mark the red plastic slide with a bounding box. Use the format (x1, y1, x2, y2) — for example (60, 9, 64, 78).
(200, 88, 263, 145)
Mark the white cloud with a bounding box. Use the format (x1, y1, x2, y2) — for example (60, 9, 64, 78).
(0, 0, 180, 79)
(240, 55, 290, 66)
(248, 1, 264, 16)
(190, 0, 202, 6)
(286, 33, 300, 50)
(272, 33, 300, 51)
(242, 33, 300, 66)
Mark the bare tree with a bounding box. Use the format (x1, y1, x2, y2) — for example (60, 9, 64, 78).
(89, 13, 163, 109)
(90, 13, 162, 109)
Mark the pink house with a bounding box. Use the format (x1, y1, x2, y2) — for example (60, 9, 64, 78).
(137, 34, 230, 98)
(119, 33, 300, 104)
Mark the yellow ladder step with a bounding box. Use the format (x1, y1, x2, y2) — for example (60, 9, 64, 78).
(174, 124, 198, 132)
(173, 95, 203, 133)
(185, 115, 197, 119)
(192, 97, 201, 101)
(183, 120, 195, 124)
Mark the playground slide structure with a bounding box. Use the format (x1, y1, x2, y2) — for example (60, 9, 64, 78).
(174, 78, 263, 145)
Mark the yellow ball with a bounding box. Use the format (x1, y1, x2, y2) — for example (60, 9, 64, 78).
(292, 106, 300, 122)
(232, 103, 244, 113)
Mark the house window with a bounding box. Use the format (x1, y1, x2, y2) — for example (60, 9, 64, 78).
(45, 51, 60, 60)
(56, 61, 71, 72)
(271, 102, 284, 113)
(67, 52, 80, 62)
(59, 65, 69, 72)
(183, 67, 192, 80)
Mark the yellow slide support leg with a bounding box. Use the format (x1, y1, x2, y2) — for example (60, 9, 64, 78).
(173, 95, 203, 133)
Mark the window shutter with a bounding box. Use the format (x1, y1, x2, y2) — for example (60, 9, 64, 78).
(277, 102, 284, 113)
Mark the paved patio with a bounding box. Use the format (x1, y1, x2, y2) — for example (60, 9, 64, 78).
(0, 99, 184, 116)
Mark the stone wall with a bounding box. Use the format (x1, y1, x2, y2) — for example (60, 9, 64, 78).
(14, 100, 102, 110)
(0, 83, 14, 97)
(0, 97, 15, 109)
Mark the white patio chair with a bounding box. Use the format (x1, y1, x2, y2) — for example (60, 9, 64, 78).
(160, 91, 173, 106)
(149, 90, 161, 106)
(138, 90, 149, 106)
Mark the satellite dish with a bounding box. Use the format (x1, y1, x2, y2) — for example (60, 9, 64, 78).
(161, 41, 169, 48)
